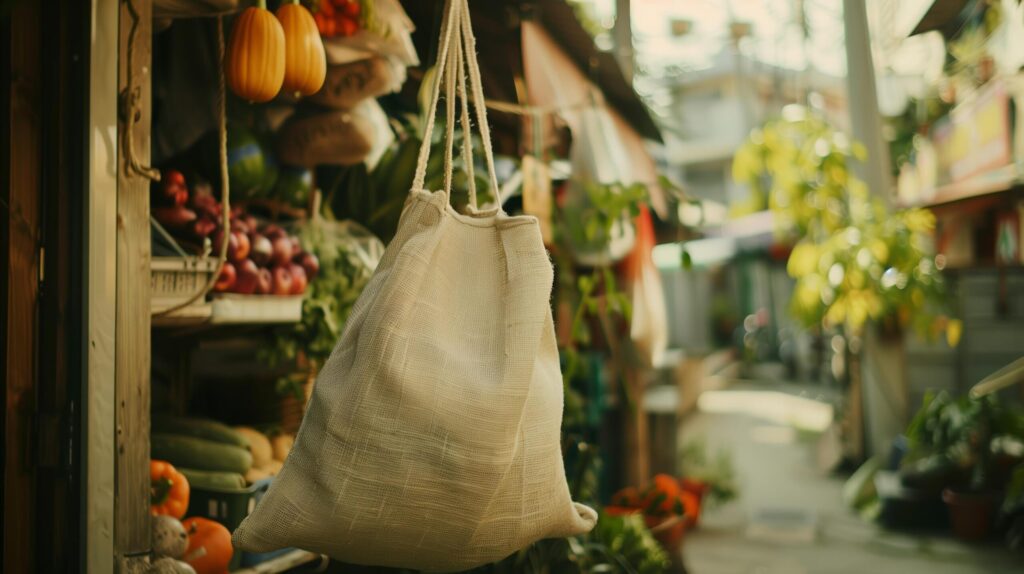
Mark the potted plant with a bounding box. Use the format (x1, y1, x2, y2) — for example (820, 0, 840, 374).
(606, 473, 702, 571)
(903, 391, 1024, 541)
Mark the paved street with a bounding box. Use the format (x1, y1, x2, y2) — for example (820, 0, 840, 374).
(680, 383, 1022, 574)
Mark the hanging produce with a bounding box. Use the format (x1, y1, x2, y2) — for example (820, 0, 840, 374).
(308, 57, 391, 109)
(225, 1, 285, 103)
(309, 0, 363, 38)
(193, 123, 279, 200)
(150, 460, 191, 519)
(277, 0, 327, 96)
(276, 107, 374, 167)
(270, 165, 313, 208)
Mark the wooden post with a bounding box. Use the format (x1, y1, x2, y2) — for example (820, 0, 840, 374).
(116, 0, 153, 570)
(4, 3, 42, 572)
(85, 0, 121, 571)
(623, 369, 650, 488)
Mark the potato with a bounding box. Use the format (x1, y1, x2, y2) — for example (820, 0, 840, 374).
(271, 434, 294, 462)
(234, 427, 273, 468)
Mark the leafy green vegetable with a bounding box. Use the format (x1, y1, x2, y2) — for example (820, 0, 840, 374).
(260, 219, 380, 383)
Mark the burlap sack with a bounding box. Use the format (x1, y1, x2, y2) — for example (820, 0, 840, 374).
(307, 58, 394, 110)
(275, 107, 373, 167)
(232, 0, 596, 569)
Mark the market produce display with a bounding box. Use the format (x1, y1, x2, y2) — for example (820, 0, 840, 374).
(152, 415, 294, 486)
(182, 517, 234, 574)
(152, 434, 253, 475)
(307, 0, 364, 38)
(152, 167, 317, 297)
(212, 221, 319, 296)
(277, 1, 327, 96)
(152, 515, 190, 561)
(150, 460, 191, 519)
(149, 415, 295, 567)
(143, 0, 414, 569)
(178, 467, 247, 491)
(153, 414, 250, 449)
(225, 1, 286, 103)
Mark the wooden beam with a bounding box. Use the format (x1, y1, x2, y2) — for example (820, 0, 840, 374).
(4, 2, 42, 573)
(623, 369, 650, 488)
(85, 0, 121, 570)
(115, 0, 153, 570)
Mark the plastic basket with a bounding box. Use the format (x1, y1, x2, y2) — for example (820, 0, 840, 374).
(186, 477, 288, 570)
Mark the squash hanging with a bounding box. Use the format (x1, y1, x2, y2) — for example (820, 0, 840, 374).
(225, 0, 285, 103)
(276, 0, 327, 96)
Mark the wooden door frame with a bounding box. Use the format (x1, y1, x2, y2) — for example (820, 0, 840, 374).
(4, 0, 93, 571)
(84, 0, 155, 571)
(84, 0, 126, 571)
(3, 2, 43, 571)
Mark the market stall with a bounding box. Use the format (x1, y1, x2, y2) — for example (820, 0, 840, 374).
(31, 0, 709, 571)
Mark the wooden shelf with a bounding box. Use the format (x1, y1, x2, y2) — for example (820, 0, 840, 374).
(153, 295, 303, 329)
(232, 550, 324, 574)
(901, 164, 1023, 209)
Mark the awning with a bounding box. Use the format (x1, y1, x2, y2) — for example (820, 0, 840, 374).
(398, 0, 661, 143)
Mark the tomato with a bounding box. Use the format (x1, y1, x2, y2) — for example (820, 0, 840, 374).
(338, 16, 358, 37)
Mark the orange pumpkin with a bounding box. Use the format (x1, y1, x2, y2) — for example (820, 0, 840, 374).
(225, 1, 285, 103)
(182, 517, 233, 574)
(276, 1, 326, 96)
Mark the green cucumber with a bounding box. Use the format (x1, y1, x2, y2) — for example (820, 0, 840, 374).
(178, 467, 247, 491)
(152, 415, 250, 449)
(151, 434, 252, 475)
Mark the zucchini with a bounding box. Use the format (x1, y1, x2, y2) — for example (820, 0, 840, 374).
(152, 434, 253, 475)
(152, 414, 250, 449)
(178, 467, 247, 491)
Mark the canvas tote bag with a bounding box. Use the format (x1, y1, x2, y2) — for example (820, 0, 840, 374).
(232, 0, 597, 570)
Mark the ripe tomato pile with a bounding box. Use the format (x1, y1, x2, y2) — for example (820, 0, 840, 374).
(312, 0, 362, 38)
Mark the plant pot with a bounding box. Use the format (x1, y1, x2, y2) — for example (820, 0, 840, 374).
(942, 488, 999, 542)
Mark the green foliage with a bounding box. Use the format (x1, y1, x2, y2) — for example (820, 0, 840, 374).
(566, 0, 611, 40)
(904, 391, 1024, 491)
(561, 182, 647, 254)
(885, 93, 953, 177)
(260, 219, 377, 375)
(556, 181, 647, 424)
(324, 121, 493, 245)
(462, 510, 669, 574)
(679, 437, 738, 508)
(732, 107, 956, 338)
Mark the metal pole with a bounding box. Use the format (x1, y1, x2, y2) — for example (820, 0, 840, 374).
(614, 0, 634, 82)
(843, 0, 893, 203)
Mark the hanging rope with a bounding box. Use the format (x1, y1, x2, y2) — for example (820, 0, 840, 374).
(153, 16, 231, 318)
(122, 0, 161, 182)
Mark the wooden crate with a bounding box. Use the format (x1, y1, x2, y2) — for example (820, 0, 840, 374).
(151, 256, 218, 314)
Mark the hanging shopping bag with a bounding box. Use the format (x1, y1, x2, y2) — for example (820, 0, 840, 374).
(619, 205, 669, 367)
(232, 0, 596, 570)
